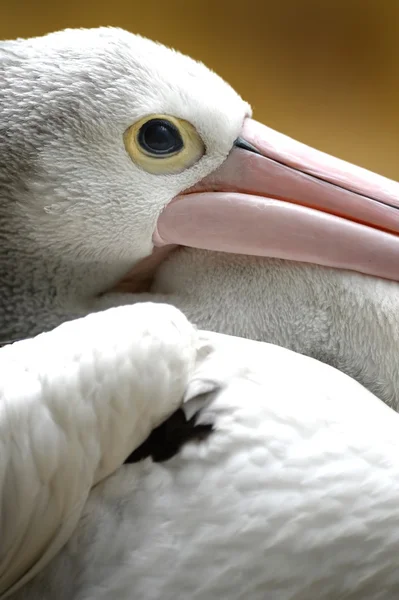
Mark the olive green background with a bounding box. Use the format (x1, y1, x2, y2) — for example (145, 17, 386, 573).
(2, 0, 398, 179)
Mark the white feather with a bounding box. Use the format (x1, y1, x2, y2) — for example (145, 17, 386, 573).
(0, 302, 213, 597)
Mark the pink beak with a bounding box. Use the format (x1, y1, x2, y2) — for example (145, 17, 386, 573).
(153, 118, 399, 281)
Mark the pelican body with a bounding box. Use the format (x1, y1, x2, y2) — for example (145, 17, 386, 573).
(13, 333, 399, 600)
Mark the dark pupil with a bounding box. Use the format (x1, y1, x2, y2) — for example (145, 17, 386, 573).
(138, 119, 183, 156)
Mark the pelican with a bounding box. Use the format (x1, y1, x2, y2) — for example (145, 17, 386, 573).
(2, 26, 399, 598)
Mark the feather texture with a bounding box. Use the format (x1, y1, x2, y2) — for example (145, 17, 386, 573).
(0, 302, 212, 597)
(14, 333, 399, 599)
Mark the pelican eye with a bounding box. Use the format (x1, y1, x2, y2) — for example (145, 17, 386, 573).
(138, 118, 184, 157)
(124, 114, 205, 175)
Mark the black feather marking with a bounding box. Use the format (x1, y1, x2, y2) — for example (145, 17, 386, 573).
(125, 408, 214, 464)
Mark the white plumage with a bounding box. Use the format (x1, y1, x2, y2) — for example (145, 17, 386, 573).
(13, 332, 399, 600)
(0, 303, 214, 597)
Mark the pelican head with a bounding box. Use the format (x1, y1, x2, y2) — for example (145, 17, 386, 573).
(2, 27, 399, 301)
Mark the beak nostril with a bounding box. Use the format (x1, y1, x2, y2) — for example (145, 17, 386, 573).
(233, 137, 262, 155)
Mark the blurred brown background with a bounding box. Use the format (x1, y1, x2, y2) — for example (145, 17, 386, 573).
(1, 0, 398, 179)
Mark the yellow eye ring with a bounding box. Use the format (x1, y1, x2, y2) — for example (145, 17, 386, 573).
(124, 114, 205, 175)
